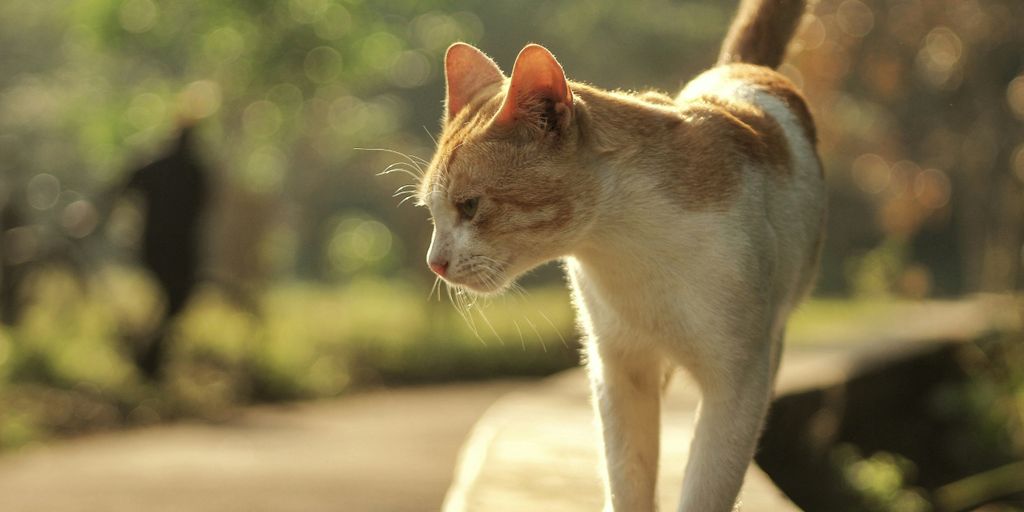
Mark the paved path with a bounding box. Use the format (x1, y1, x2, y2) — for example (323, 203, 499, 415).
(0, 295, 1016, 512)
(0, 380, 525, 512)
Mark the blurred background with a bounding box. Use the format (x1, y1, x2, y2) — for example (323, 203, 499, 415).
(0, 0, 1022, 510)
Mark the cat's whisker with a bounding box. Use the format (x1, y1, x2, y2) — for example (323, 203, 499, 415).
(508, 282, 528, 300)
(378, 161, 421, 176)
(524, 316, 547, 353)
(355, 147, 427, 174)
(376, 162, 423, 182)
(448, 282, 485, 345)
(474, 304, 505, 347)
(396, 194, 418, 207)
(422, 126, 439, 148)
(445, 280, 455, 306)
(538, 309, 569, 349)
(455, 287, 484, 342)
(512, 319, 527, 351)
(403, 151, 431, 167)
(428, 276, 442, 301)
(461, 269, 506, 347)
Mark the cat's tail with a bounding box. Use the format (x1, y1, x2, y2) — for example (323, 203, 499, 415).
(717, 0, 806, 69)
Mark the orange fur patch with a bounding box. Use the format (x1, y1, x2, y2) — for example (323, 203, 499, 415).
(695, 95, 791, 173)
(716, 63, 817, 143)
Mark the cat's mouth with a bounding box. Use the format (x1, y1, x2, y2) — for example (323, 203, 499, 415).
(458, 276, 506, 294)
(447, 272, 507, 295)
(446, 259, 510, 295)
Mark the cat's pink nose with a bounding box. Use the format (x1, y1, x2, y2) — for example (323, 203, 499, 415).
(428, 259, 448, 277)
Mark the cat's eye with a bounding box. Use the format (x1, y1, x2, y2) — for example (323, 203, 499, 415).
(456, 197, 479, 220)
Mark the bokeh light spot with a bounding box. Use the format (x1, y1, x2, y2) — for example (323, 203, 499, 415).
(178, 80, 222, 121)
(243, 100, 283, 139)
(3, 226, 38, 265)
(889, 160, 919, 197)
(1007, 76, 1024, 120)
(203, 27, 245, 63)
(243, 145, 286, 193)
(451, 12, 485, 43)
(304, 46, 343, 84)
(267, 83, 303, 110)
(412, 12, 462, 51)
(125, 92, 166, 131)
(913, 168, 951, 209)
(62, 200, 100, 239)
(389, 51, 431, 88)
(326, 215, 394, 275)
(836, 0, 874, 38)
(924, 27, 962, 69)
(314, 5, 352, 41)
(288, 0, 328, 24)
(329, 96, 367, 137)
(361, 31, 403, 72)
(1012, 143, 1024, 185)
(119, 0, 159, 34)
(917, 27, 964, 90)
(27, 173, 61, 210)
(851, 153, 890, 194)
(796, 14, 826, 52)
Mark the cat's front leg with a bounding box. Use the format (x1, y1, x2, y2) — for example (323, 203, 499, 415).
(586, 340, 663, 512)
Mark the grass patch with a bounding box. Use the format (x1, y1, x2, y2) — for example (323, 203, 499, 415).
(0, 267, 578, 450)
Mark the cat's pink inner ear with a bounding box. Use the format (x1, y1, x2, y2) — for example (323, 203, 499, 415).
(495, 44, 573, 126)
(445, 43, 505, 120)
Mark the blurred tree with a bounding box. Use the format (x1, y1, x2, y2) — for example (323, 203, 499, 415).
(0, 0, 1018, 300)
(793, 0, 1024, 296)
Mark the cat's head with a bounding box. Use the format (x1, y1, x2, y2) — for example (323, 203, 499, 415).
(417, 43, 596, 294)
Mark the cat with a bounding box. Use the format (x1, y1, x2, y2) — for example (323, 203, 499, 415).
(416, 0, 824, 510)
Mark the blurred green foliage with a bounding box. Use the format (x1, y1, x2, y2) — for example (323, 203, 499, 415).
(0, 268, 577, 450)
(823, 330, 1024, 511)
(2, 0, 1022, 292)
(832, 445, 931, 512)
(0, 0, 754, 287)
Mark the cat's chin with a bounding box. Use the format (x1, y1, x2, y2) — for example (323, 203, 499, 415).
(448, 273, 513, 296)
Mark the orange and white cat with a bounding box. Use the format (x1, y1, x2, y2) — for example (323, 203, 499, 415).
(418, 0, 824, 510)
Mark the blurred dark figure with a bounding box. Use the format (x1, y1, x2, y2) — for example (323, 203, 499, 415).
(121, 125, 208, 379)
(0, 200, 27, 325)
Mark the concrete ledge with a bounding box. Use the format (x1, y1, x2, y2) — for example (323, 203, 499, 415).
(442, 297, 1017, 511)
(442, 369, 798, 511)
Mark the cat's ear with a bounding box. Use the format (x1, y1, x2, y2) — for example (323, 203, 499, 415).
(445, 43, 505, 121)
(494, 44, 573, 130)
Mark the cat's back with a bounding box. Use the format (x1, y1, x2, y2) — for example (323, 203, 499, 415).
(654, 63, 825, 296)
(676, 63, 819, 182)
(652, 64, 820, 215)
(680, 64, 815, 139)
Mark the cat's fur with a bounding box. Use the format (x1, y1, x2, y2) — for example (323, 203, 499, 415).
(417, 0, 824, 510)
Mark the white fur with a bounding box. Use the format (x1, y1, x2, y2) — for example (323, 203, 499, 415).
(570, 74, 825, 512)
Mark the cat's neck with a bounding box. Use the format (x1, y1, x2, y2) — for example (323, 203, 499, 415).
(569, 84, 702, 257)
(571, 83, 686, 157)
